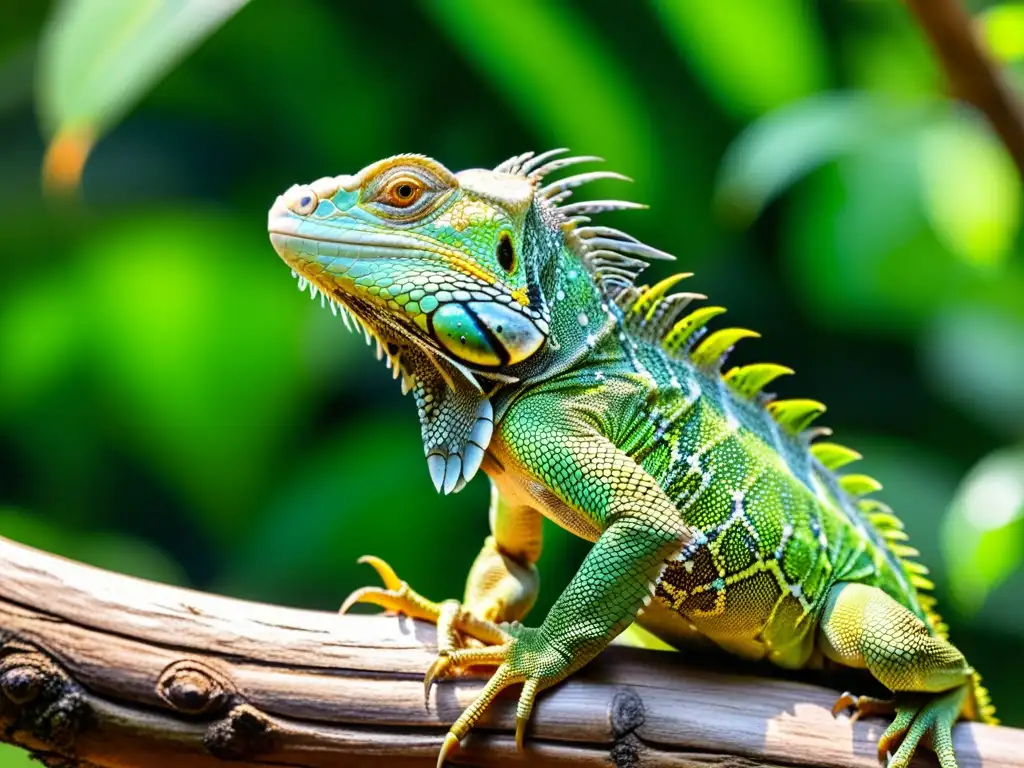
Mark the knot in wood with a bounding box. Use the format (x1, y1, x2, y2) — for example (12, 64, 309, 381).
(157, 659, 234, 716)
(38, 693, 89, 751)
(610, 688, 645, 736)
(204, 703, 275, 760)
(0, 649, 88, 752)
(609, 688, 646, 768)
(0, 651, 64, 707)
(0, 660, 45, 704)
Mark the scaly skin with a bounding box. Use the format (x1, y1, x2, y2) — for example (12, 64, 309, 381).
(268, 151, 996, 768)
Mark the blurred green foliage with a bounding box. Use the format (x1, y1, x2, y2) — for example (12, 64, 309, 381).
(1, 2, 1023, 763)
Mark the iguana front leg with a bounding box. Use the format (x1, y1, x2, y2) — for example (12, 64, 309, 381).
(345, 395, 692, 765)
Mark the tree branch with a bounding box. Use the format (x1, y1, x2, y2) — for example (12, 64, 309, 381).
(0, 537, 1019, 767)
(905, 0, 1024, 177)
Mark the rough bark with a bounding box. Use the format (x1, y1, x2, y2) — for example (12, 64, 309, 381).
(0, 537, 1020, 767)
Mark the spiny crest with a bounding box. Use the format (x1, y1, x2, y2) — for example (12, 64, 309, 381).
(849, 487, 946, 636)
(972, 674, 999, 724)
(497, 149, 674, 296)
(611, 273, 829, 437)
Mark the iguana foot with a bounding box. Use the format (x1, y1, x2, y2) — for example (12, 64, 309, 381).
(340, 556, 570, 767)
(832, 688, 965, 768)
(433, 623, 572, 763)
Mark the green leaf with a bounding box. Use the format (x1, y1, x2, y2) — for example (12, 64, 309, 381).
(716, 94, 926, 225)
(0, 510, 186, 585)
(942, 447, 1024, 613)
(980, 3, 1024, 63)
(918, 114, 1022, 269)
(37, 0, 251, 189)
(0, 508, 77, 559)
(650, 0, 828, 118)
(75, 532, 188, 585)
(783, 134, 1024, 334)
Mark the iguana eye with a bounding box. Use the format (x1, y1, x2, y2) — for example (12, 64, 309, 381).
(382, 177, 424, 208)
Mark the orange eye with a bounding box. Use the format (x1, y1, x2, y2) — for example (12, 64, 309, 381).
(384, 178, 423, 208)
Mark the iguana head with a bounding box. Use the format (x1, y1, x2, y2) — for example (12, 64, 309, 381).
(268, 154, 552, 375)
(268, 150, 671, 492)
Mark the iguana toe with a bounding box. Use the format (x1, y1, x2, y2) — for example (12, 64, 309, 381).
(338, 555, 443, 622)
(878, 688, 966, 768)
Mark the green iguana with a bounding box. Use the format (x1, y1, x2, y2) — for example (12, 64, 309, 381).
(267, 150, 996, 768)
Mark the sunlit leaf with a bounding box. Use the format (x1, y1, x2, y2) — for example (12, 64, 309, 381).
(923, 307, 1024, 436)
(980, 3, 1024, 63)
(616, 622, 675, 651)
(420, 0, 660, 192)
(783, 139, 1024, 334)
(918, 114, 1022, 269)
(942, 447, 1024, 613)
(37, 0, 251, 191)
(650, 0, 828, 118)
(840, 5, 939, 98)
(716, 93, 922, 225)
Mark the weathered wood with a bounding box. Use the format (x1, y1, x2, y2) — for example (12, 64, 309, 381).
(0, 536, 1019, 767)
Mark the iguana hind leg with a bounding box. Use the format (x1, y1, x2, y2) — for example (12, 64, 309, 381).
(820, 582, 987, 768)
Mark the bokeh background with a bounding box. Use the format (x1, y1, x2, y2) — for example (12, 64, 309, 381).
(2, 1, 1023, 762)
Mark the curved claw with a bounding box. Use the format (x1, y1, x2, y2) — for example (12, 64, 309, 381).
(357, 554, 403, 590)
(338, 556, 443, 623)
(515, 677, 539, 751)
(515, 715, 528, 752)
(425, 652, 454, 702)
(339, 555, 407, 615)
(437, 732, 460, 768)
(831, 691, 857, 718)
(339, 586, 401, 616)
